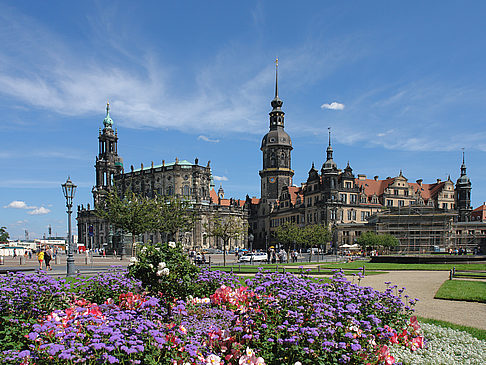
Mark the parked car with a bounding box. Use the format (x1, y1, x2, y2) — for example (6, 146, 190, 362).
(239, 252, 267, 262)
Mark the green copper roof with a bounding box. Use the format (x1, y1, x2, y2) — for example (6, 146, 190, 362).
(130, 159, 196, 173)
(103, 102, 113, 129)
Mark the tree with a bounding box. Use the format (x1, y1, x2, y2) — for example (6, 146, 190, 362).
(0, 227, 9, 242)
(357, 231, 399, 253)
(274, 222, 300, 262)
(95, 189, 156, 258)
(301, 224, 331, 260)
(204, 214, 246, 266)
(153, 194, 198, 243)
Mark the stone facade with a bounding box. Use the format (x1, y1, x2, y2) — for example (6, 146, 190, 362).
(248, 63, 478, 253)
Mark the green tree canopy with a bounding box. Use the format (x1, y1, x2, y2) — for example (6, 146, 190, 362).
(0, 226, 9, 242)
(95, 189, 157, 256)
(152, 194, 198, 242)
(301, 224, 331, 249)
(357, 231, 399, 252)
(204, 214, 246, 266)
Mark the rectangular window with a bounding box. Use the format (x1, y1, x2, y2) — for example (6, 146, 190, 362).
(330, 210, 336, 220)
(340, 194, 347, 203)
(394, 189, 399, 196)
(404, 190, 409, 196)
(387, 200, 393, 207)
(361, 211, 366, 221)
(442, 203, 448, 209)
(350, 194, 357, 204)
(345, 182, 352, 188)
(347, 210, 352, 220)
(398, 200, 404, 207)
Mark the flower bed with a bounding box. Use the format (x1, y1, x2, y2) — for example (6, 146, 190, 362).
(0, 242, 436, 364)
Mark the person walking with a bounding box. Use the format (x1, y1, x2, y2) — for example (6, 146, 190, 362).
(37, 249, 45, 270)
(45, 246, 53, 271)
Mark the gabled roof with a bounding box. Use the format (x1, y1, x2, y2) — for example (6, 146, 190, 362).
(355, 177, 394, 197)
(288, 186, 303, 205)
(473, 203, 486, 212)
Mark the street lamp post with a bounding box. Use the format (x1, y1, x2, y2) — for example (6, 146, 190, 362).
(248, 233, 254, 252)
(62, 177, 77, 277)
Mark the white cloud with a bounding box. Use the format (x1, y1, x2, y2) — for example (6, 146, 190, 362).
(213, 175, 228, 181)
(4, 200, 35, 209)
(28, 207, 50, 215)
(321, 102, 345, 110)
(198, 135, 220, 143)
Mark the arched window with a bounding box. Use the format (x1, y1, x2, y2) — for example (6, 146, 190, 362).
(167, 186, 173, 195)
(183, 185, 190, 196)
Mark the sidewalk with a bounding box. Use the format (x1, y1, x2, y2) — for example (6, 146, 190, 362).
(357, 271, 486, 330)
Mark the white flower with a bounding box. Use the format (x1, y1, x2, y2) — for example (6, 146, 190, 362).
(295, 362, 302, 365)
(141, 247, 147, 253)
(205, 354, 221, 364)
(158, 262, 166, 269)
(162, 267, 170, 276)
(168, 241, 176, 248)
(148, 263, 154, 269)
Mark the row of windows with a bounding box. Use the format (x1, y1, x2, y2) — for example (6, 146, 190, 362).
(270, 215, 301, 227)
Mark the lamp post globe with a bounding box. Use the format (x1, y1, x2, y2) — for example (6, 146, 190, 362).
(62, 177, 77, 277)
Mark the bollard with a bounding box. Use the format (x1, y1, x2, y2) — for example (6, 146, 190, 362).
(453, 266, 456, 276)
(209, 257, 211, 269)
(239, 264, 241, 273)
(449, 269, 453, 280)
(362, 266, 365, 276)
(318, 266, 320, 274)
(19, 256, 24, 265)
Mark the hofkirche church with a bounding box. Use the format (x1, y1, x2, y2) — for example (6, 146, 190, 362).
(77, 61, 486, 254)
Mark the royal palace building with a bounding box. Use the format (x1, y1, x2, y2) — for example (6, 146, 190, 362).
(247, 62, 484, 253)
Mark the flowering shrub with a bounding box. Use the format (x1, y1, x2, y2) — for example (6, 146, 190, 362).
(128, 242, 200, 303)
(0, 268, 447, 364)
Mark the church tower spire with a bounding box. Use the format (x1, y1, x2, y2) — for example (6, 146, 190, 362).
(259, 59, 294, 202)
(93, 102, 124, 207)
(456, 148, 472, 222)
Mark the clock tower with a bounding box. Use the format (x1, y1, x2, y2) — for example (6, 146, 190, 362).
(259, 59, 294, 203)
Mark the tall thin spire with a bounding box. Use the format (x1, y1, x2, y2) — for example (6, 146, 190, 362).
(328, 127, 331, 147)
(462, 147, 465, 165)
(275, 57, 279, 98)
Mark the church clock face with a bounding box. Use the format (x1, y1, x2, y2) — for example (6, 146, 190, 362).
(269, 177, 276, 184)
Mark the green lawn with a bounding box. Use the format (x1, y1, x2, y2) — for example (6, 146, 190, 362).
(434, 280, 486, 303)
(417, 316, 486, 341)
(209, 265, 384, 276)
(318, 261, 486, 272)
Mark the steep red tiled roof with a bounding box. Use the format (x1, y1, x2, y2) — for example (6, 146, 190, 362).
(355, 178, 394, 197)
(209, 188, 218, 203)
(473, 204, 486, 212)
(250, 197, 261, 205)
(288, 186, 303, 205)
(209, 188, 245, 207)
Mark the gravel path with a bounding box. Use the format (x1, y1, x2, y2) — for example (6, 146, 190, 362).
(357, 271, 486, 330)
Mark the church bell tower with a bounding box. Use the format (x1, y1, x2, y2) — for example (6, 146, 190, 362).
(259, 59, 294, 202)
(93, 102, 124, 207)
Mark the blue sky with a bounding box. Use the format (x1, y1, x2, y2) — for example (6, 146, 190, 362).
(1, 1, 486, 240)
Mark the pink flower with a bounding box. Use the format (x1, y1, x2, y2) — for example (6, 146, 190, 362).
(206, 354, 221, 364)
(411, 336, 424, 351)
(239, 348, 265, 364)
